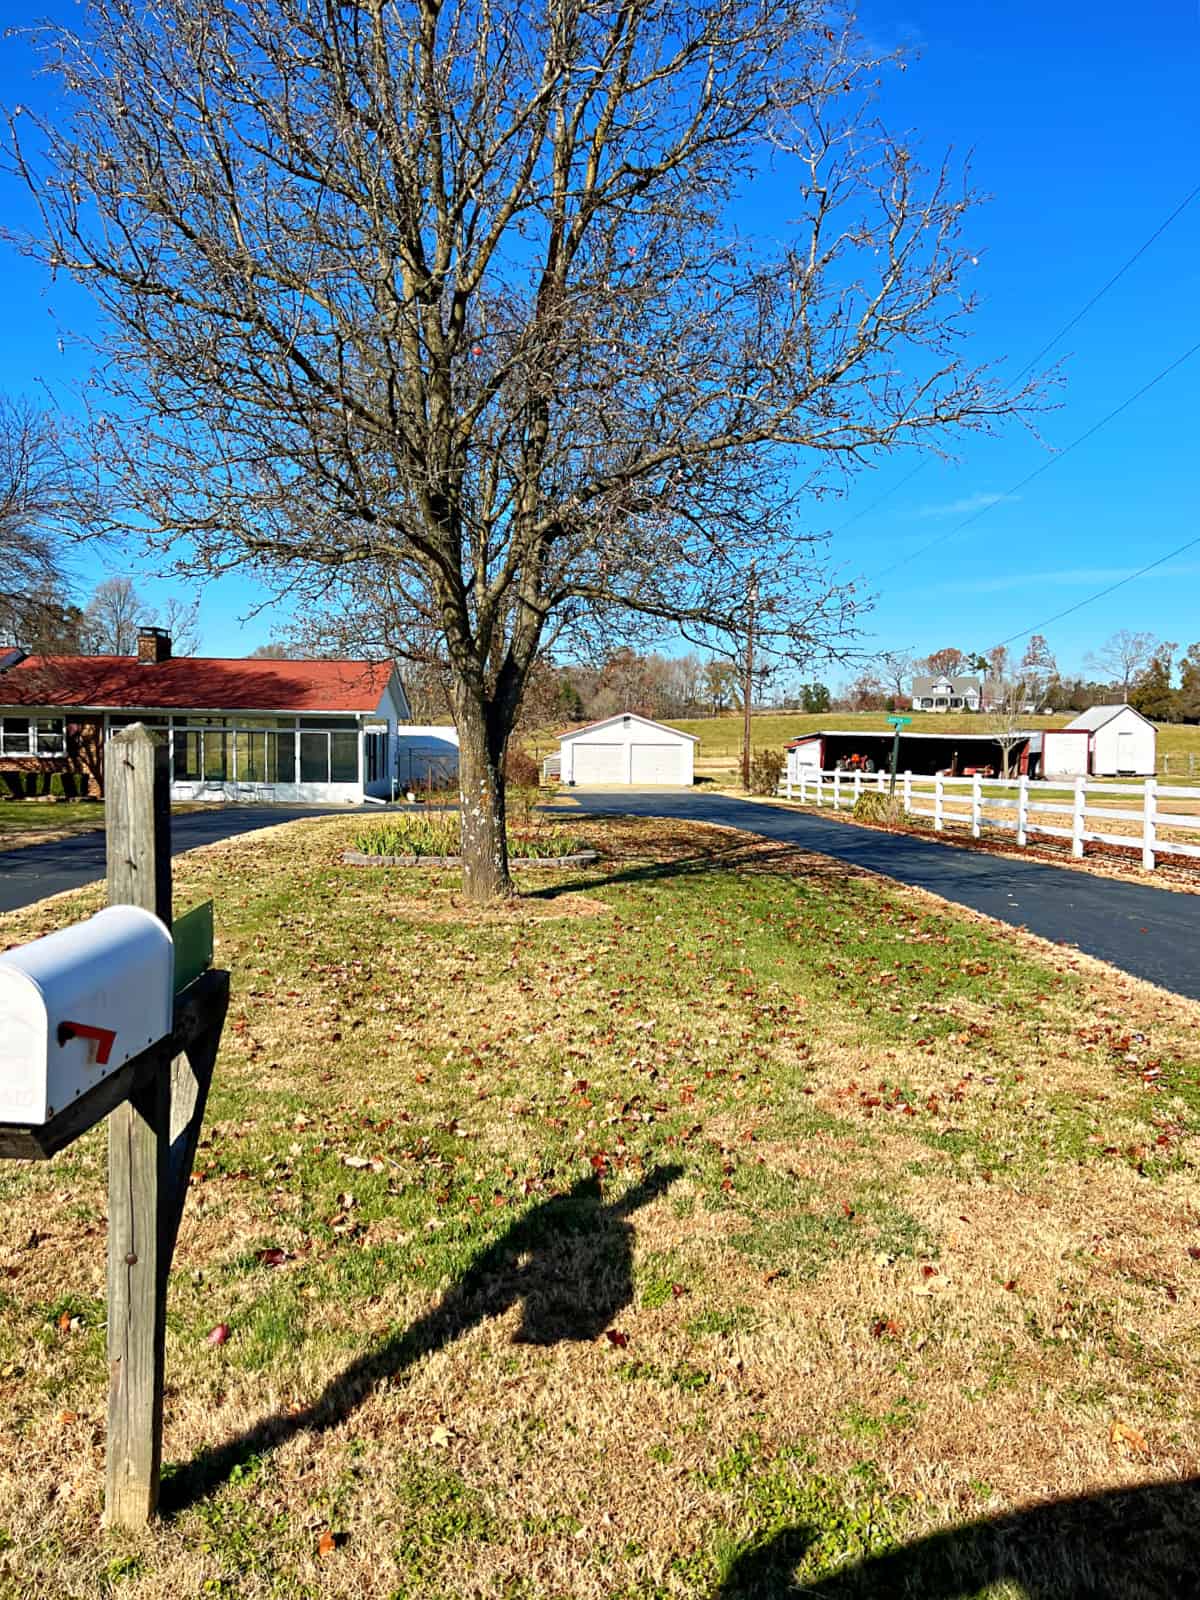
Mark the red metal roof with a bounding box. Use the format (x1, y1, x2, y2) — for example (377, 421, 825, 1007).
(0, 654, 397, 714)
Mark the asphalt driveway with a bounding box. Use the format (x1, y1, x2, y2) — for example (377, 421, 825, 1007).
(0, 806, 348, 916)
(564, 789, 1200, 1002)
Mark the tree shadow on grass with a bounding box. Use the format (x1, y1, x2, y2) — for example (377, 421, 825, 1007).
(163, 1163, 681, 1514)
(717, 1476, 1200, 1599)
(526, 835, 846, 902)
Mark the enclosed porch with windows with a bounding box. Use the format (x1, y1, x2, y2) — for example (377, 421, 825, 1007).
(104, 714, 385, 803)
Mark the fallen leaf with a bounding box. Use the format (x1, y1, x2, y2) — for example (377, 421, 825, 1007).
(317, 1530, 337, 1557)
(255, 1247, 289, 1268)
(605, 1329, 629, 1348)
(206, 1323, 231, 1347)
(1109, 1419, 1149, 1455)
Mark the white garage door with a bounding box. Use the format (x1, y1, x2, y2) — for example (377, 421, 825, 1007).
(630, 744, 682, 785)
(573, 743, 626, 784)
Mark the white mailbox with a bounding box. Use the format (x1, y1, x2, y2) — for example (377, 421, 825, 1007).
(0, 907, 174, 1134)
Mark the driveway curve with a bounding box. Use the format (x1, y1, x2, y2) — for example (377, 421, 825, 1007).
(564, 789, 1200, 1002)
(0, 806, 347, 917)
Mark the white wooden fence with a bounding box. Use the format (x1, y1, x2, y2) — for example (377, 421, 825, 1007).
(780, 768, 1200, 871)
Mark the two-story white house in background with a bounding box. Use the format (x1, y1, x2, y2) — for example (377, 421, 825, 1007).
(910, 674, 983, 712)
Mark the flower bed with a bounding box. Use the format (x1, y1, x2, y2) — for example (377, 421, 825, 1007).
(348, 815, 595, 867)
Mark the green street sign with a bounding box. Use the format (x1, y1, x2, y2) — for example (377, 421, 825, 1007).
(887, 715, 913, 729)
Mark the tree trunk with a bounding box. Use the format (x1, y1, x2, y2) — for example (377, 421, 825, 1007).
(455, 692, 513, 902)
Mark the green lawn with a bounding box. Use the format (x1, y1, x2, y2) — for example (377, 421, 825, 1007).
(0, 798, 106, 839)
(0, 815, 1196, 1597)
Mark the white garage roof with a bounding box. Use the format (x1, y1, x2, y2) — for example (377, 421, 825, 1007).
(558, 713, 698, 743)
(1064, 704, 1154, 733)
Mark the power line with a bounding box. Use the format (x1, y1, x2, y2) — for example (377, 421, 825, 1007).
(831, 459, 930, 534)
(1012, 181, 1200, 382)
(997, 532, 1200, 648)
(869, 334, 1200, 583)
(838, 180, 1200, 545)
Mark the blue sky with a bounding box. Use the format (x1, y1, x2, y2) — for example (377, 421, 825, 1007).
(0, 1, 1197, 672)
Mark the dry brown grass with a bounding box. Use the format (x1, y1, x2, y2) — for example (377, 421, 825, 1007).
(0, 814, 1197, 1598)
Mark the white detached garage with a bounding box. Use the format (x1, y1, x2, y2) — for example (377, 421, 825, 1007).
(1044, 704, 1156, 778)
(559, 713, 697, 786)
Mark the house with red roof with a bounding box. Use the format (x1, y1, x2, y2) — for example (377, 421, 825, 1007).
(0, 627, 412, 804)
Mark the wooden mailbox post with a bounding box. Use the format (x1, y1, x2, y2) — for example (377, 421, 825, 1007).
(0, 725, 229, 1528)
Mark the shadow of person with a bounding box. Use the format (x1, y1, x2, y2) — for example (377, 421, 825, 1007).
(163, 1163, 682, 1514)
(716, 1475, 1200, 1599)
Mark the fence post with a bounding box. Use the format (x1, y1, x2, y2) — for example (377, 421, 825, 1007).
(1072, 775, 1085, 859)
(934, 774, 944, 831)
(902, 770, 912, 811)
(853, 769, 862, 805)
(816, 770, 823, 807)
(833, 769, 842, 809)
(1142, 777, 1157, 871)
(1016, 774, 1029, 847)
(971, 773, 982, 838)
(104, 725, 171, 1529)
(786, 771, 793, 801)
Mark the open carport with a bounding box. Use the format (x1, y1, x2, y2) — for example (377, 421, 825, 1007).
(787, 728, 1037, 779)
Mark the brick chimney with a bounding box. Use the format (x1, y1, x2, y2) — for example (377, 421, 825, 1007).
(137, 626, 172, 664)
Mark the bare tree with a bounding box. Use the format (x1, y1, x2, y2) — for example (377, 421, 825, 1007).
(1085, 630, 1159, 701)
(985, 681, 1026, 778)
(0, 395, 97, 647)
(82, 576, 201, 654)
(157, 594, 202, 656)
(875, 648, 916, 704)
(1018, 633, 1057, 711)
(9, 0, 1029, 897)
(82, 576, 142, 654)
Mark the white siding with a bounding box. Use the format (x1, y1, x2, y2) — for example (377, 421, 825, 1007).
(560, 714, 695, 786)
(1042, 730, 1090, 778)
(786, 738, 822, 782)
(1090, 710, 1156, 776)
(394, 726, 459, 790)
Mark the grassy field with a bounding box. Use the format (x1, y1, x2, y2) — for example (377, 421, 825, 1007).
(666, 712, 1200, 782)
(0, 816, 1197, 1597)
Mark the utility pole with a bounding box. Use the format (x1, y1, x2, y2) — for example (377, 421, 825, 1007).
(741, 566, 758, 791)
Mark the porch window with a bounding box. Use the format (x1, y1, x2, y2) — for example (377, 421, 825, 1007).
(35, 718, 65, 754)
(174, 724, 296, 782)
(298, 718, 360, 784)
(0, 716, 67, 756)
(0, 717, 30, 754)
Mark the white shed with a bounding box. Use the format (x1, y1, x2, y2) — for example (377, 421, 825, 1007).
(559, 712, 697, 786)
(394, 725, 459, 788)
(1047, 705, 1156, 778)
